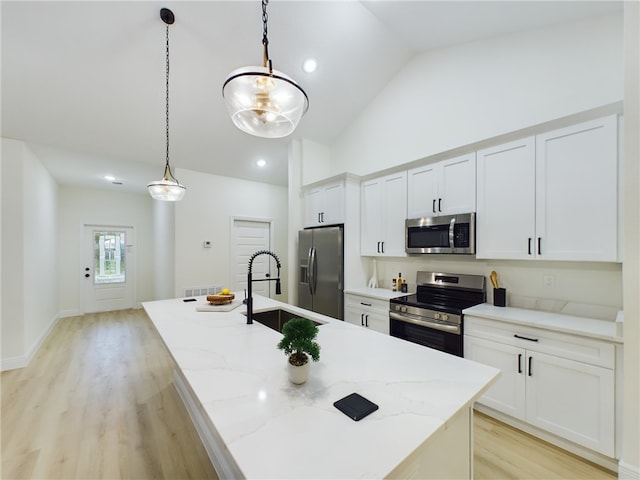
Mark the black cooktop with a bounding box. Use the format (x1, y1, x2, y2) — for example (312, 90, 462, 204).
(390, 271, 486, 314)
(390, 293, 484, 315)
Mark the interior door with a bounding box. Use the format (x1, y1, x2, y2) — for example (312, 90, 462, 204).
(231, 219, 272, 296)
(82, 226, 135, 313)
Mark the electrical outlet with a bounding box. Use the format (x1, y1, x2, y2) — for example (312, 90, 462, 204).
(543, 275, 555, 288)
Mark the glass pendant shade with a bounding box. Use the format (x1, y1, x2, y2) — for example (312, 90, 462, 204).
(147, 165, 186, 201)
(223, 65, 309, 138)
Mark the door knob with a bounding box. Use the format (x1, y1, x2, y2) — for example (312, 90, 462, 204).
(85, 267, 90, 271)
(84, 273, 90, 278)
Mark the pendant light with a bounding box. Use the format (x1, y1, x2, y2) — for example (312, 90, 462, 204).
(222, 0, 309, 139)
(148, 8, 186, 202)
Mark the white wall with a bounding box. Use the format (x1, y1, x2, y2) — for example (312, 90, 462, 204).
(332, 13, 623, 177)
(22, 143, 58, 350)
(369, 257, 622, 317)
(301, 139, 332, 186)
(57, 186, 155, 315)
(173, 168, 288, 298)
(621, 2, 639, 477)
(152, 200, 175, 300)
(1, 138, 58, 370)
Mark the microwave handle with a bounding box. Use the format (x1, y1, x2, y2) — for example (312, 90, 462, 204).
(449, 217, 455, 248)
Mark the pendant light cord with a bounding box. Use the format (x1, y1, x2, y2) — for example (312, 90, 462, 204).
(164, 21, 181, 184)
(262, 0, 272, 72)
(165, 24, 171, 169)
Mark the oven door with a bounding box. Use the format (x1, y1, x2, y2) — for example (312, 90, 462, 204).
(389, 312, 463, 356)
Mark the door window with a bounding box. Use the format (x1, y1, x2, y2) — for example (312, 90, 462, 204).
(93, 231, 126, 285)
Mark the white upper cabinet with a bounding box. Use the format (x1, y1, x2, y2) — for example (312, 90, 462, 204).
(535, 116, 618, 261)
(407, 153, 476, 218)
(476, 137, 536, 260)
(476, 115, 618, 261)
(361, 171, 407, 256)
(303, 180, 345, 227)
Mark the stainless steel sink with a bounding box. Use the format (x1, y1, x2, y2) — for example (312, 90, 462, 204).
(245, 309, 324, 333)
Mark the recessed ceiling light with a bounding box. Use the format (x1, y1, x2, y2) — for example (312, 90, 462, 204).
(302, 58, 317, 73)
(104, 175, 116, 181)
(256, 159, 267, 167)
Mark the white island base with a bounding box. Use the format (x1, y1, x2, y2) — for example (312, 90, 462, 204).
(143, 295, 499, 479)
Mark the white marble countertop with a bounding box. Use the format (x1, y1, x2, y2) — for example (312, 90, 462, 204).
(143, 294, 499, 479)
(344, 287, 412, 300)
(463, 303, 623, 343)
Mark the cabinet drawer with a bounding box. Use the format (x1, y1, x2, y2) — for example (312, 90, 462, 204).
(344, 294, 389, 314)
(465, 316, 614, 369)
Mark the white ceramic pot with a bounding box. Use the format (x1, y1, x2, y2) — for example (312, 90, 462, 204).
(288, 358, 310, 384)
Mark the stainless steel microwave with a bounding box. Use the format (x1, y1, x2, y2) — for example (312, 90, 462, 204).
(405, 213, 476, 254)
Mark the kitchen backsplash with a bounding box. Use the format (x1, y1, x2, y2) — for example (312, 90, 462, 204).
(368, 256, 622, 321)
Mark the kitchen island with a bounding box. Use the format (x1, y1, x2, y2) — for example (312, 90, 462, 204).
(143, 294, 500, 479)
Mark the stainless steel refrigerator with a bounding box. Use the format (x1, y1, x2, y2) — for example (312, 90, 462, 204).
(298, 226, 344, 320)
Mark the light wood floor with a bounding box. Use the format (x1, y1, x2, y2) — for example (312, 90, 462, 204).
(1, 309, 617, 479)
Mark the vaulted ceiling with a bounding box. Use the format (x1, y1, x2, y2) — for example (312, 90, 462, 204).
(1, 1, 622, 191)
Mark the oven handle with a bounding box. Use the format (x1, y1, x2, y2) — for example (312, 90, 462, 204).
(389, 311, 461, 334)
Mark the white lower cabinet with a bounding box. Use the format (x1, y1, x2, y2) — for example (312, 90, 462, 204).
(344, 294, 389, 335)
(465, 316, 615, 457)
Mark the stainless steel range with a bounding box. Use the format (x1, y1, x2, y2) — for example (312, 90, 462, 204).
(389, 271, 486, 356)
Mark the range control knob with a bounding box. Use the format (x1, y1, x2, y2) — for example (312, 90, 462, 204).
(401, 306, 407, 313)
(434, 312, 440, 320)
(395, 305, 401, 311)
(441, 314, 449, 321)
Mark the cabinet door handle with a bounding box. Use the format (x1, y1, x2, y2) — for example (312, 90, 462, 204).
(438, 198, 442, 212)
(377, 242, 380, 253)
(528, 356, 533, 376)
(432, 199, 436, 213)
(518, 354, 523, 374)
(317, 213, 321, 223)
(360, 302, 372, 307)
(381, 242, 385, 254)
(528, 238, 532, 255)
(360, 313, 364, 326)
(365, 314, 369, 327)
(537, 237, 542, 255)
(514, 334, 539, 342)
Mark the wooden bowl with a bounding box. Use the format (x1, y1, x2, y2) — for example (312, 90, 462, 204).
(207, 293, 235, 305)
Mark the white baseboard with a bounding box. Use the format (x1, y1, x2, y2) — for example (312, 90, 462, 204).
(0, 354, 28, 371)
(619, 460, 640, 480)
(1, 313, 60, 372)
(57, 308, 82, 318)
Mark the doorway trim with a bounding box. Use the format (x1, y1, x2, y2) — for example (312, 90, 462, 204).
(81, 224, 136, 313)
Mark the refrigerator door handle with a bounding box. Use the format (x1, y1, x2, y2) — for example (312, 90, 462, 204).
(309, 246, 318, 295)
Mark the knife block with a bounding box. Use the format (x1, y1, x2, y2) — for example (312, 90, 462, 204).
(493, 288, 506, 307)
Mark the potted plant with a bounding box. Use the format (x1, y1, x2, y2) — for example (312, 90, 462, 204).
(277, 318, 320, 384)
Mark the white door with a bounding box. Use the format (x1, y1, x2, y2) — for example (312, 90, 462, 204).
(407, 163, 439, 218)
(476, 137, 536, 259)
(439, 153, 476, 215)
(360, 178, 384, 255)
(525, 351, 615, 456)
(231, 219, 272, 297)
(381, 171, 408, 256)
(535, 116, 618, 261)
(82, 225, 135, 313)
(321, 181, 345, 225)
(464, 335, 526, 420)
